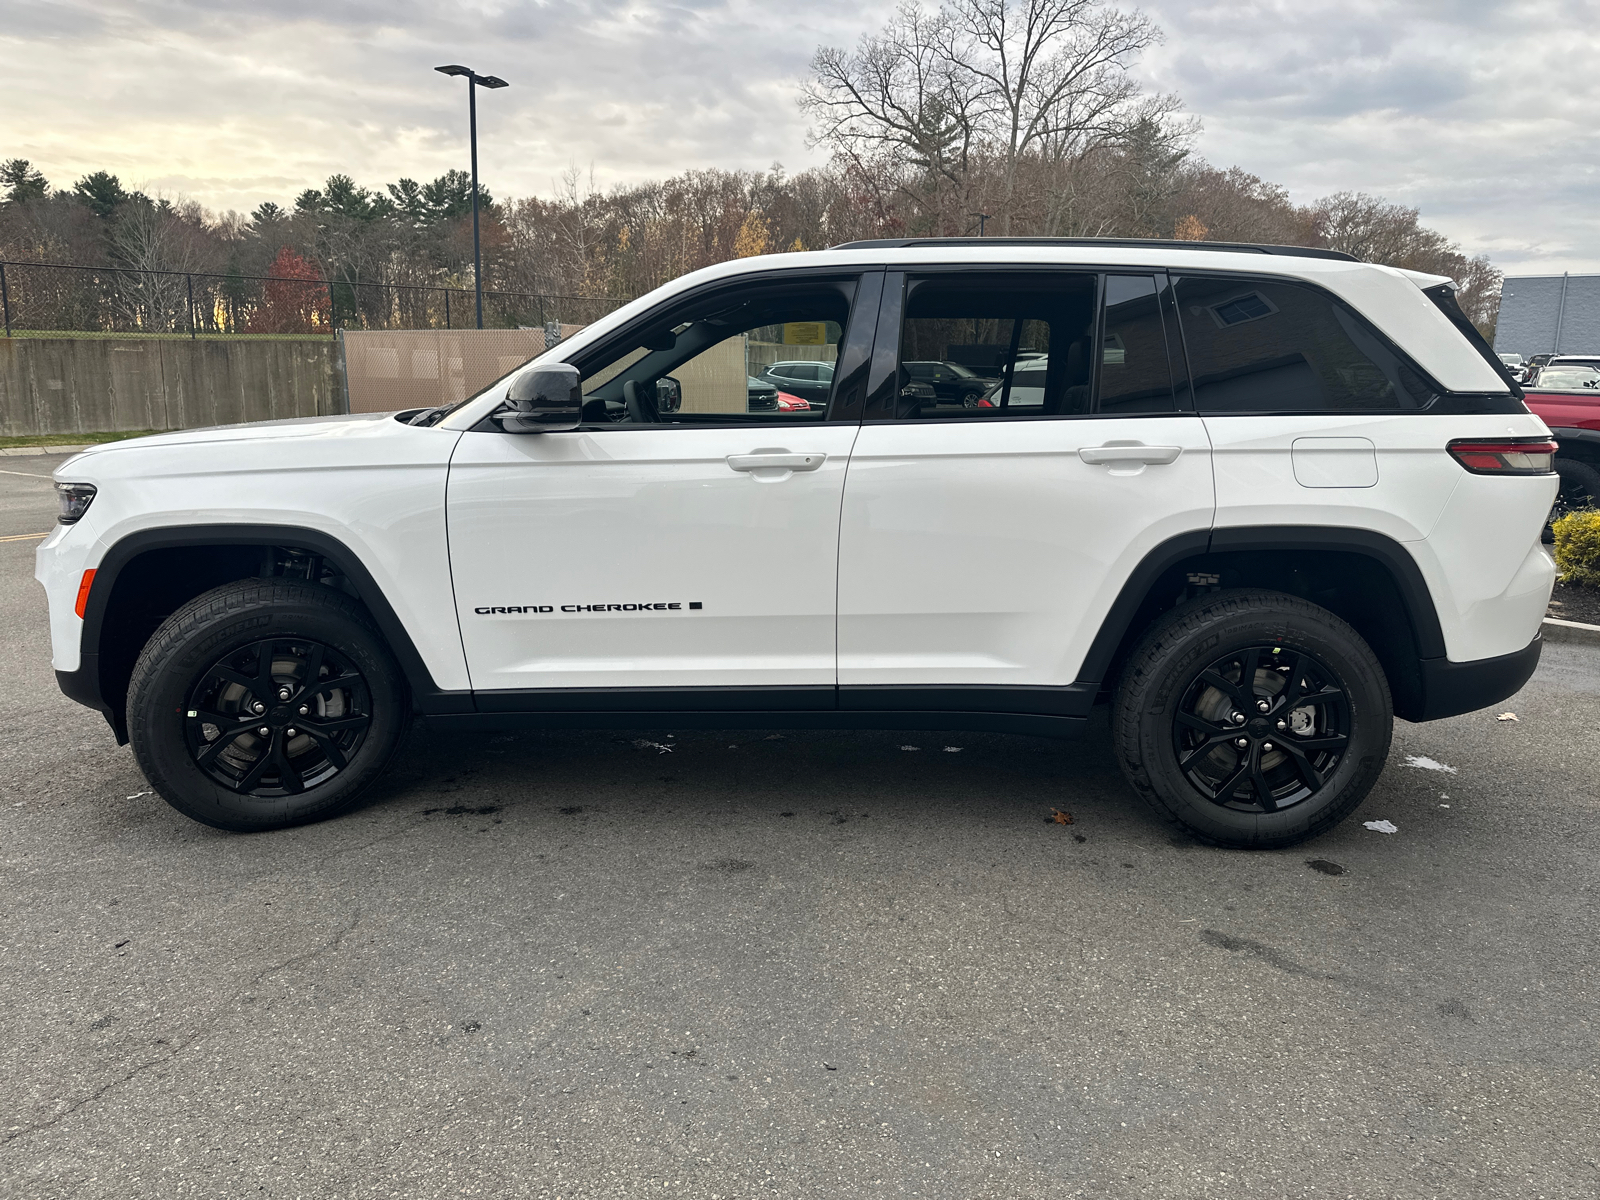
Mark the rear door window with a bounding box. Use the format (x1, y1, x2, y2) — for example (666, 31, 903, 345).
(878, 272, 1097, 419)
(1098, 275, 1176, 414)
(1174, 275, 1435, 412)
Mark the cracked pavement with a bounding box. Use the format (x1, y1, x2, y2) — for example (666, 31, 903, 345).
(2, 457, 1598, 1198)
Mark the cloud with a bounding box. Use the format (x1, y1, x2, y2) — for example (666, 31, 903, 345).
(3, 0, 1596, 271)
(1, 0, 891, 213)
(1137, 0, 1600, 271)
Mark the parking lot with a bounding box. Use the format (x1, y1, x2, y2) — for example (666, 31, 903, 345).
(1, 455, 1597, 1198)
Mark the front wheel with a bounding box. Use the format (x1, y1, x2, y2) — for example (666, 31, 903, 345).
(1113, 590, 1392, 849)
(126, 580, 410, 831)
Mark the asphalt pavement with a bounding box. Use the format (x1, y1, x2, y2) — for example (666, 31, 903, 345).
(1, 457, 1597, 1199)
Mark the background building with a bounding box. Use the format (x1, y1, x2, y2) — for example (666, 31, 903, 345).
(1494, 273, 1600, 358)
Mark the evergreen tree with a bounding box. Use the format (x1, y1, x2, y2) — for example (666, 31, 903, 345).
(1, 158, 48, 204)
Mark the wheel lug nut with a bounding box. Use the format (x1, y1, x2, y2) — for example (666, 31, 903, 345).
(298, 705, 309, 716)
(1256, 700, 1269, 712)
(1276, 719, 1287, 731)
(286, 727, 297, 738)
(1230, 711, 1245, 724)
(251, 702, 265, 714)
(1262, 742, 1274, 752)
(1235, 737, 1248, 749)
(257, 726, 270, 737)
(278, 688, 292, 701)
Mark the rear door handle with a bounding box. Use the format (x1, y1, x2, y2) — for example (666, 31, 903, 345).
(727, 452, 827, 473)
(1078, 444, 1182, 466)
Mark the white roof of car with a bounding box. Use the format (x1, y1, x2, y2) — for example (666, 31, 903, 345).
(448, 241, 1505, 426)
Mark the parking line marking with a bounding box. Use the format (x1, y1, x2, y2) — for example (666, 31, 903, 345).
(0, 468, 56, 480)
(0, 532, 49, 542)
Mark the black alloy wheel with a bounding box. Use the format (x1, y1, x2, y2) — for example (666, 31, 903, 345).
(185, 637, 371, 796)
(1113, 589, 1391, 848)
(127, 579, 409, 831)
(1172, 644, 1350, 813)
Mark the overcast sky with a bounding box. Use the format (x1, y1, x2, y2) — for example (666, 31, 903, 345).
(4, 0, 1597, 273)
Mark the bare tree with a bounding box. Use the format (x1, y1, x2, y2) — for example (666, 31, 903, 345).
(804, 0, 1171, 234)
(949, 0, 1166, 231)
(109, 198, 218, 330)
(801, 4, 981, 228)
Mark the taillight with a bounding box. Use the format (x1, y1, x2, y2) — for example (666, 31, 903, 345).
(1446, 438, 1558, 475)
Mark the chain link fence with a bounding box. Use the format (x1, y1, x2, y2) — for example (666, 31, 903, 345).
(0, 260, 628, 339)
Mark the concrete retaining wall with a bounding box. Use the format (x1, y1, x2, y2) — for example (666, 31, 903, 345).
(0, 337, 345, 437)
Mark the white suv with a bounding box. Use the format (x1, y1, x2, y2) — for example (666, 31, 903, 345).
(37, 238, 1557, 848)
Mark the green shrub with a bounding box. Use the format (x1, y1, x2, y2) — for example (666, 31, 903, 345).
(1553, 509, 1600, 587)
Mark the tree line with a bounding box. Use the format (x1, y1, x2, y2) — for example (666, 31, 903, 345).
(0, 0, 1501, 336)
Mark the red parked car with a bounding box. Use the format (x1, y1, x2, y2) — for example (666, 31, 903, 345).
(1521, 360, 1600, 533)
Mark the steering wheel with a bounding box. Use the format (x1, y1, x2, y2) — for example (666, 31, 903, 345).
(623, 379, 660, 424)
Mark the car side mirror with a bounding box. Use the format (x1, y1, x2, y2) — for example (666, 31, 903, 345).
(495, 364, 582, 433)
(656, 376, 682, 414)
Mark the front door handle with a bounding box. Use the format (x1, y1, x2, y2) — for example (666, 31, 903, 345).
(727, 452, 827, 473)
(1078, 443, 1182, 466)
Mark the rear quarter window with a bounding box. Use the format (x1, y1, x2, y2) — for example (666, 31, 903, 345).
(1175, 276, 1435, 413)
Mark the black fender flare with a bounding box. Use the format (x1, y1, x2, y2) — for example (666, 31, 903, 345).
(1550, 426, 1600, 463)
(1074, 525, 1448, 687)
(68, 524, 472, 733)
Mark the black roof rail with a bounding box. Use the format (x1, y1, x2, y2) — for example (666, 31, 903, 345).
(825, 236, 1359, 263)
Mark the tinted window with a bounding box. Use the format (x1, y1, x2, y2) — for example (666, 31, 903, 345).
(1175, 276, 1434, 412)
(882, 273, 1096, 419)
(1098, 275, 1175, 414)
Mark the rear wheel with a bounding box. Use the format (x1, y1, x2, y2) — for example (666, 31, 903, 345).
(126, 580, 409, 831)
(1113, 590, 1392, 849)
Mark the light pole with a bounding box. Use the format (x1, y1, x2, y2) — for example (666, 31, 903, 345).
(435, 64, 508, 329)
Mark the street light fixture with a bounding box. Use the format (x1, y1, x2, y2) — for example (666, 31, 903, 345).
(435, 64, 509, 330)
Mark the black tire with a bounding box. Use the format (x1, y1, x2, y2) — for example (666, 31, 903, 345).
(1112, 589, 1392, 849)
(1545, 457, 1600, 543)
(126, 580, 410, 832)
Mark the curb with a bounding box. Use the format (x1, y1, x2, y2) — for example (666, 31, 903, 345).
(1543, 617, 1600, 647)
(0, 445, 93, 457)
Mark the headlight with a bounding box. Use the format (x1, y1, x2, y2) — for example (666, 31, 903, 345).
(56, 482, 97, 525)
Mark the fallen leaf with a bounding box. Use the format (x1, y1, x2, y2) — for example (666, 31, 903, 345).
(1363, 819, 1399, 834)
(943, 746, 963, 753)
(1050, 808, 1074, 825)
(1496, 712, 1518, 722)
